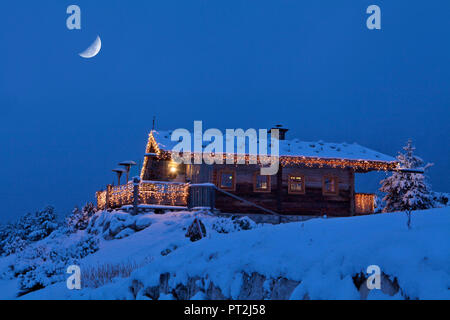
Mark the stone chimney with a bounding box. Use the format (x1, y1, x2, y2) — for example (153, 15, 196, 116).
(270, 124, 289, 140)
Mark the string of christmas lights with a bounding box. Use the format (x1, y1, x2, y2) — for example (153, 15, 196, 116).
(140, 131, 162, 179)
(147, 151, 398, 172)
(355, 193, 375, 214)
(141, 131, 399, 172)
(97, 181, 189, 209)
(139, 182, 188, 206)
(96, 190, 107, 210)
(109, 183, 134, 208)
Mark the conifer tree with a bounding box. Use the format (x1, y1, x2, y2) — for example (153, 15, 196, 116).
(380, 140, 434, 212)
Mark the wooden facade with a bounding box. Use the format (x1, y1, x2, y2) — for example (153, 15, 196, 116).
(140, 161, 357, 217)
(98, 129, 398, 217)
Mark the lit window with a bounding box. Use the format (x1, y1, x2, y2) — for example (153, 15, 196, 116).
(254, 173, 271, 192)
(288, 175, 305, 194)
(219, 170, 235, 191)
(323, 176, 338, 195)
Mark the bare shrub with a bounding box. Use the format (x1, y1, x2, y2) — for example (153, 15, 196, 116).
(81, 256, 154, 288)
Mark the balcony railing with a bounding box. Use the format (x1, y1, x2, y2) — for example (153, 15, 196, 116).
(109, 183, 134, 208)
(139, 181, 188, 206)
(96, 180, 189, 210)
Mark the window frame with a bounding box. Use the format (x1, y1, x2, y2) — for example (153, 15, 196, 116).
(288, 174, 306, 195)
(217, 169, 236, 191)
(322, 175, 339, 196)
(253, 172, 271, 193)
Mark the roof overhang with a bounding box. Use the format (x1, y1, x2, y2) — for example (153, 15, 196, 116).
(145, 149, 399, 172)
(143, 130, 399, 173)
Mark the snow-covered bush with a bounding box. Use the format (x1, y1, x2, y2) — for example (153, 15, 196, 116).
(212, 216, 256, 234)
(2, 236, 28, 256)
(185, 218, 207, 242)
(66, 203, 96, 233)
(28, 206, 59, 241)
(380, 140, 434, 212)
(14, 235, 99, 293)
(0, 224, 14, 256)
(0, 206, 60, 256)
(87, 210, 153, 240)
(432, 192, 449, 207)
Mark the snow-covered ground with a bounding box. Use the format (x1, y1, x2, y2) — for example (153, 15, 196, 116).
(1, 207, 449, 300)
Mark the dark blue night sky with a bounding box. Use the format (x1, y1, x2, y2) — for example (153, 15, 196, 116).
(0, 1, 449, 221)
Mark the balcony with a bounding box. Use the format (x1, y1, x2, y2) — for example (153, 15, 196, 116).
(96, 180, 189, 210)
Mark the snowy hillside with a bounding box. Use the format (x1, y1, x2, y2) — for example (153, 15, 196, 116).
(1, 207, 449, 300)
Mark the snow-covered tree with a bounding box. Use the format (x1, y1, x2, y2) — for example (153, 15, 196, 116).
(0, 206, 60, 256)
(432, 192, 449, 207)
(66, 203, 96, 232)
(27, 206, 59, 241)
(15, 235, 99, 293)
(380, 139, 434, 213)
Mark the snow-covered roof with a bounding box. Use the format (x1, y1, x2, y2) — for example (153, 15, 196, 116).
(151, 130, 396, 163)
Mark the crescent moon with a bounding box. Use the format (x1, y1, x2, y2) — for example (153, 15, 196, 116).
(79, 36, 101, 58)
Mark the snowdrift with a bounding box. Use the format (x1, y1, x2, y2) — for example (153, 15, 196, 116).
(127, 207, 450, 300)
(2, 207, 449, 300)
